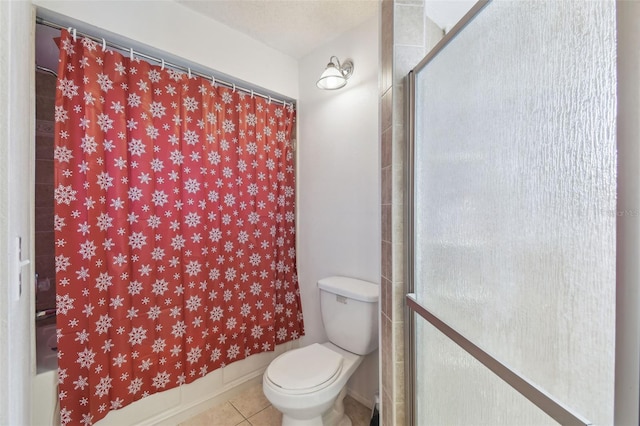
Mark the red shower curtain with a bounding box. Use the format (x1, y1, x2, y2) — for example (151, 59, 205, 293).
(53, 29, 304, 425)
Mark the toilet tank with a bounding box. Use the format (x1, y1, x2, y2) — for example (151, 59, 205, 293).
(318, 276, 379, 355)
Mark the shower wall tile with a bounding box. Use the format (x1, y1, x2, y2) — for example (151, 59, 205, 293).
(381, 316, 392, 381)
(35, 135, 54, 160)
(36, 120, 55, 138)
(34, 184, 54, 210)
(380, 314, 393, 425)
(35, 255, 55, 284)
(381, 166, 392, 205)
(425, 16, 444, 52)
(394, 394, 406, 426)
(381, 0, 394, 94)
(382, 385, 393, 426)
(392, 243, 405, 284)
(391, 204, 404, 246)
(35, 96, 55, 122)
(392, 81, 405, 127)
(35, 159, 54, 184)
(382, 127, 392, 168)
(392, 279, 405, 323)
(36, 72, 56, 98)
(391, 164, 404, 208)
(380, 1, 430, 422)
(381, 277, 388, 318)
(35, 206, 53, 229)
(381, 276, 392, 318)
(393, 320, 405, 363)
(394, 45, 426, 86)
(392, 124, 405, 169)
(395, 3, 425, 46)
(35, 71, 57, 303)
(382, 204, 392, 243)
(381, 241, 392, 281)
(381, 87, 393, 132)
(394, 360, 405, 405)
(35, 230, 54, 257)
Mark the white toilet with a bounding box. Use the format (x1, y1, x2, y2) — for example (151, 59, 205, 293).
(263, 276, 379, 426)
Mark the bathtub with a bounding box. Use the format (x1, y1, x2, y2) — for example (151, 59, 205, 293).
(35, 322, 58, 374)
(31, 326, 297, 425)
(33, 322, 60, 426)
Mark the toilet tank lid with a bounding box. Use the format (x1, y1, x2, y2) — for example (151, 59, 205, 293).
(317, 276, 379, 302)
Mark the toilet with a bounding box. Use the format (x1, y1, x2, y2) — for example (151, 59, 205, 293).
(263, 276, 379, 426)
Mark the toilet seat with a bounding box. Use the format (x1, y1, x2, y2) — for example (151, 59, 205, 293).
(266, 343, 343, 395)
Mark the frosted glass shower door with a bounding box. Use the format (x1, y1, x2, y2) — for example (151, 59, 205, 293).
(408, 1, 616, 425)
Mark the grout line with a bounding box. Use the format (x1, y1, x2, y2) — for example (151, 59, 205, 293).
(226, 402, 247, 424)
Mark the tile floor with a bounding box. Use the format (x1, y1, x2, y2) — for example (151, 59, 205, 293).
(180, 382, 372, 426)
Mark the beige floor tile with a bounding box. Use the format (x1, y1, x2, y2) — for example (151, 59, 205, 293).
(229, 383, 271, 418)
(344, 395, 372, 426)
(247, 405, 283, 426)
(180, 384, 372, 426)
(179, 402, 246, 426)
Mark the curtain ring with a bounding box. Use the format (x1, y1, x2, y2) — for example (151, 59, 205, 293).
(211, 76, 216, 86)
(161, 59, 165, 70)
(101, 38, 106, 52)
(130, 48, 134, 60)
(232, 83, 236, 93)
(188, 68, 192, 78)
(72, 28, 77, 42)
(250, 90, 254, 99)
(267, 96, 272, 105)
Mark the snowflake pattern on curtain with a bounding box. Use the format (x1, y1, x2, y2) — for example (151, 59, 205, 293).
(53, 29, 304, 425)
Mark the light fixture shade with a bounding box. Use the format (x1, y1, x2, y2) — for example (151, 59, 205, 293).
(316, 64, 347, 90)
(316, 57, 354, 90)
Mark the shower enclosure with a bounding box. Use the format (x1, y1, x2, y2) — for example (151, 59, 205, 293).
(406, 1, 624, 424)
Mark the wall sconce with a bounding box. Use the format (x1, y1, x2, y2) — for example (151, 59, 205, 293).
(316, 56, 354, 90)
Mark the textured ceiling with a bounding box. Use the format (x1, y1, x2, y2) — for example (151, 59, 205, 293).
(177, 0, 477, 59)
(177, 0, 379, 59)
(36, 1, 477, 72)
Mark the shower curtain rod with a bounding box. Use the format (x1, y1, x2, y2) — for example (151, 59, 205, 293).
(36, 17, 293, 107)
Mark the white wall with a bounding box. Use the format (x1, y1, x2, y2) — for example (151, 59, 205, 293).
(297, 15, 381, 407)
(33, 0, 299, 100)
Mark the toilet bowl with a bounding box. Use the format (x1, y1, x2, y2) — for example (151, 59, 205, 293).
(263, 342, 363, 426)
(263, 276, 379, 426)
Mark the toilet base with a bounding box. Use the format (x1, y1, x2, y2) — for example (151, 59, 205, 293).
(279, 387, 352, 426)
(322, 387, 351, 426)
(282, 416, 323, 426)
(281, 413, 352, 426)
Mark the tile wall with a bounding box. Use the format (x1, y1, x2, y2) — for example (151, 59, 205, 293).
(379, 2, 443, 424)
(35, 70, 57, 313)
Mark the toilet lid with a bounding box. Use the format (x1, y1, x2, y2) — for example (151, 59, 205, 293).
(267, 343, 343, 392)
